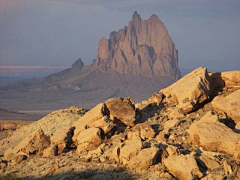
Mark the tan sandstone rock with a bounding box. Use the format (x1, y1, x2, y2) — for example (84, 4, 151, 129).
(51, 126, 74, 154)
(75, 127, 102, 153)
(72, 103, 110, 143)
(105, 97, 137, 126)
(235, 140, 240, 161)
(212, 89, 240, 124)
(188, 112, 240, 156)
(166, 145, 179, 157)
(4, 129, 50, 160)
(197, 154, 221, 170)
(132, 122, 155, 140)
(0, 106, 85, 155)
(119, 139, 142, 164)
(148, 93, 163, 106)
(164, 154, 203, 180)
(127, 147, 159, 170)
(163, 119, 179, 132)
(1, 123, 17, 130)
(161, 67, 212, 114)
(104, 145, 121, 163)
(43, 144, 58, 158)
(221, 71, 240, 88)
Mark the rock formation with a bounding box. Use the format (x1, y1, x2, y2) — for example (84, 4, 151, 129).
(1, 68, 240, 179)
(93, 11, 181, 80)
(0, 12, 181, 111)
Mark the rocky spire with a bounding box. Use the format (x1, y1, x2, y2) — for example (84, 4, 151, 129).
(72, 58, 84, 71)
(93, 12, 181, 80)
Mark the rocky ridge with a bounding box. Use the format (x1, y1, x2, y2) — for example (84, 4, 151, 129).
(0, 67, 240, 179)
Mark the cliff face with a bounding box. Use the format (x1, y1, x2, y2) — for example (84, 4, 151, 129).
(93, 11, 181, 80)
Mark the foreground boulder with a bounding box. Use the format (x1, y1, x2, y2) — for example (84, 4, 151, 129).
(4, 129, 50, 160)
(212, 89, 240, 124)
(221, 71, 240, 88)
(160, 67, 212, 114)
(188, 112, 240, 156)
(72, 103, 110, 143)
(105, 97, 137, 126)
(164, 154, 203, 180)
(75, 127, 102, 153)
(119, 139, 142, 164)
(51, 126, 74, 154)
(127, 147, 159, 170)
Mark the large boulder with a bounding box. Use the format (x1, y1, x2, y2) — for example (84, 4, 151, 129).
(164, 154, 203, 180)
(209, 71, 240, 92)
(221, 71, 240, 88)
(75, 127, 102, 153)
(72, 103, 112, 143)
(119, 139, 142, 164)
(51, 126, 74, 154)
(127, 147, 160, 170)
(4, 129, 50, 160)
(105, 97, 137, 126)
(160, 67, 212, 114)
(188, 112, 240, 156)
(212, 89, 240, 124)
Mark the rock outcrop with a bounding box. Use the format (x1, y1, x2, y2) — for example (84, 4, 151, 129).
(93, 11, 181, 81)
(161, 67, 212, 114)
(105, 97, 137, 126)
(212, 89, 240, 124)
(4, 129, 50, 160)
(164, 154, 203, 180)
(1, 68, 240, 180)
(188, 112, 240, 156)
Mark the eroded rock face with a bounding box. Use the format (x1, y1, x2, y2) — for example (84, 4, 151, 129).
(72, 103, 110, 142)
(75, 127, 102, 153)
(93, 11, 181, 80)
(164, 154, 203, 180)
(127, 147, 159, 170)
(188, 112, 240, 156)
(161, 67, 212, 114)
(4, 129, 50, 160)
(105, 97, 137, 126)
(221, 71, 240, 88)
(51, 126, 74, 154)
(119, 139, 142, 164)
(212, 89, 240, 124)
(132, 122, 155, 140)
(209, 71, 240, 93)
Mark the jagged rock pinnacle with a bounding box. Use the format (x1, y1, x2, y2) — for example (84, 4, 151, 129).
(93, 12, 181, 80)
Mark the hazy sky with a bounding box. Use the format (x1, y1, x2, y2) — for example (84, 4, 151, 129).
(0, 0, 240, 71)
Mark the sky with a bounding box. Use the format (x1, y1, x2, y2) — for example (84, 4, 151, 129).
(0, 0, 240, 71)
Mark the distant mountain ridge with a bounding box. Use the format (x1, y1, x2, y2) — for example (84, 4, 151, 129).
(0, 12, 181, 110)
